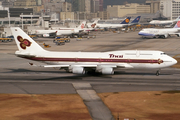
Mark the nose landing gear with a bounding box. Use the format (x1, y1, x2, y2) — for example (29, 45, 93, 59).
(156, 70, 160, 76)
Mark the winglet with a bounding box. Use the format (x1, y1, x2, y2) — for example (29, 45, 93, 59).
(120, 17, 131, 24)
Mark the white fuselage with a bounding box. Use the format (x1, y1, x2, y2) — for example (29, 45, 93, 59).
(35, 29, 77, 36)
(149, 20, 174, 25)
(96, 23, 127, 29)
(138, 28, 179, 37)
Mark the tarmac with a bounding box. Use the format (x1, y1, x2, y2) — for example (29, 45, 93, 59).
(1, 30, 180, 120)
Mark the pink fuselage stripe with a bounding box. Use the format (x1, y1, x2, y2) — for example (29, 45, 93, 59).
(22, 57, 163, 64)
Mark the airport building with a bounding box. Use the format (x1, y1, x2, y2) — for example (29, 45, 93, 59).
(160, 0, 180, 20)
(145, 0, 160, 14)
(107, 3, 150, 18)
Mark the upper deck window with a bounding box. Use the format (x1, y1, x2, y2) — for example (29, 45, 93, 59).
(161, 53, 167, 55)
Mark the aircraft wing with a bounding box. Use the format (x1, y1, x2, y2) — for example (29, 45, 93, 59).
(29, 63, 133, 69)
(169, 33, 180, 37)
(29, 63, 69, 68)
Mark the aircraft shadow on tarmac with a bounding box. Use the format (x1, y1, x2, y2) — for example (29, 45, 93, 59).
(2, 68, 172, 81)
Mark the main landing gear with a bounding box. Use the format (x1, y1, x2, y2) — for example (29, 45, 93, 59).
(156, 70, 160, 76)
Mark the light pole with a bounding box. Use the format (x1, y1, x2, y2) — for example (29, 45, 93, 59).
(55, 13, 56, 24)
(8, 11, 10, 27)
(21, 13, 23, 29)
(30, 13, 32, 26)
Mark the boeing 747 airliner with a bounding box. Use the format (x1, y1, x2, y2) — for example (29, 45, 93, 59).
(11, 27, 177, 75)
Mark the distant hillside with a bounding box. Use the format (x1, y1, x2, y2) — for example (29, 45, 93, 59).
(104, 0, 147, 8)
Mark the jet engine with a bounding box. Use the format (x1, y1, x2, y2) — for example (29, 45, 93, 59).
(161, 34, 168, 39)
(74, 29, 80, 34)
(164, 34, 168, 38)
(101, 68, 114, 75)
(176, 34, 180, 37)
(72, 67, 85, 74)
(43, 33, 50, 37)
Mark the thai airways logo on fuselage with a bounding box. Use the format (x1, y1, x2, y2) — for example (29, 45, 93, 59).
(109, 54, 123, 58)
(17, 36, 31, 49)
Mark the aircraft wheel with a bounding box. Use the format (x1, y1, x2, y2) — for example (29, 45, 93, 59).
(156, 70, 160, 76)
(161, 35, 165, 39)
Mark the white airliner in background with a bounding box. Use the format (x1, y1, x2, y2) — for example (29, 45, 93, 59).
(149, 16, 180, 25)
(138, 20, 180, 38)
(86, 20, 99, 28)
(35, 21, 86, 37)
(11, 27, 177, 75)
(95, 17, 131, 29)
(53, 21, 86, 32)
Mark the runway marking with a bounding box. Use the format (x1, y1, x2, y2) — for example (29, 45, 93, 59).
(73, 83, 114, 120)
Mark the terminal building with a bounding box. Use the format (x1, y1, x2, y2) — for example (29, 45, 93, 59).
(160, 0, 180, 20)
(107, 3, 151, 18)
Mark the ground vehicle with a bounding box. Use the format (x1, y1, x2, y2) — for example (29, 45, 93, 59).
(53, 37, 70, 45)
(0, 37, 13, 42)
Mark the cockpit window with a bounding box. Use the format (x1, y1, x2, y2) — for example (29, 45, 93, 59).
(161, 53, 167, 55)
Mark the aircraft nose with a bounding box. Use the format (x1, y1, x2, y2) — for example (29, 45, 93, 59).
(166, 57, 177, 66)
(172, 58, 177, 65)
(162, 57, 177, 67)
(138, 31, 143, 35)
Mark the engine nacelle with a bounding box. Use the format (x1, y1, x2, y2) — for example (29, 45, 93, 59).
(74, 29, 80, 34)
(72, 67, 85, 74)
(43, 33, 50, 37)
(176, 34, 180, 37)
(164, 34, 168, 38)
(160, 34, 168, 39)
(102, 68, 114, 75)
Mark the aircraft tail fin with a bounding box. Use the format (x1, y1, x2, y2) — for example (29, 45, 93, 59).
(91, 20, 98, 28)
(11, 27, 45, 52)
(175, 16, 180, 21)
(77, 21, 86, 29)
(120, 17, 131, 24)
(173, 20, 180, 28)
(131, 16, 141, 23)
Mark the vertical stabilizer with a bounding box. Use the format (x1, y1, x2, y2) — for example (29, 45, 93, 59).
(175, 16, 180, 21)
(173, 20, 180, 28)
(91, 20, 98, 28)
(77, 21, 86, 29)
(11, 27, 45, 52)
(120, 17, 131, 24)
(131, 16, 141, 23)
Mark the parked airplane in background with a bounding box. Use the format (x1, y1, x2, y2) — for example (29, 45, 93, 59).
(11, 27, 177, 75)
(95, 17, 131, 29)
(149, 16, 180, 25)
(83, 20, 98, 32)
(86, 20, 98, 28)
(35, 21, 86, 37)
(138, 20, 180, 38)
(55, 21, 86, 32)
(128, 16, 141, 26)
(35, 29, 76, 37)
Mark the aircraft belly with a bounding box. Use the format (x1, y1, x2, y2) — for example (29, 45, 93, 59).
(130, 63, 162, 69)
